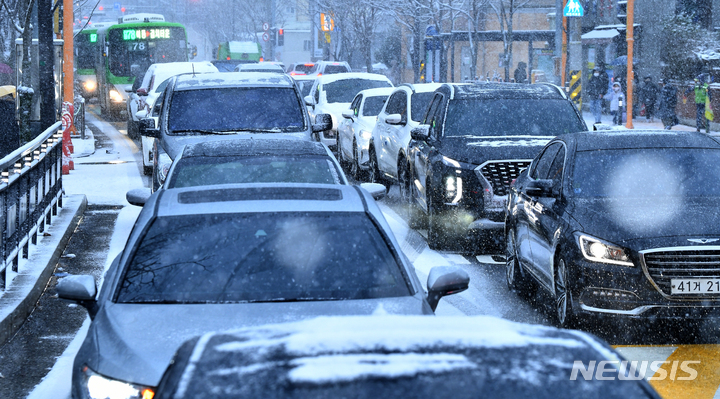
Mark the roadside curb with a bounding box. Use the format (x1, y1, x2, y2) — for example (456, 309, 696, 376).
(0, 194, 87, 348)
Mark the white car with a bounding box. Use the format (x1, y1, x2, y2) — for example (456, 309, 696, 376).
(234, 62, 285, 73)
(127, 61, 219, 175)
(305, 73, 393, 148)
(370, 83, 441, 194)
(337, 87, 394, 180)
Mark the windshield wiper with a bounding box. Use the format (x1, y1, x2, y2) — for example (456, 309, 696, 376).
(172, 129, 237, 135)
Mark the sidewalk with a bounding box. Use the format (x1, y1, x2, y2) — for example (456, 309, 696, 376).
(581, 110, 697, 132)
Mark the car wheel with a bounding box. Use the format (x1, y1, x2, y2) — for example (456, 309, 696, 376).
(398, 157, 412, 203)
(506, 230, 535, 298)
(351, 141, 366, 181)
(554, 257, 576, 328)
(143, 165, 152, 176)
(127, 119, 139, 140)
(368, 145, 382, 185)
(427, 191, 447, 250)
(335, 134, 347, 169)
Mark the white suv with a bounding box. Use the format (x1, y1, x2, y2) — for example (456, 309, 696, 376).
(305, 73, 392, 148)
(369, 83, 441, 193)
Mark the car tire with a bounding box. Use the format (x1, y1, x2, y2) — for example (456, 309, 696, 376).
(368, 145, 382, 185)
(336, 134, 347, 169)
(398, 157, 412, 204)
(427, 191, 447, 250)
(506, 230, 535, 298)
(351, 141, 367, 181)
(127, 119, 139, 140)
(554, 257, 577, 328)
(143, 165, 152, 176)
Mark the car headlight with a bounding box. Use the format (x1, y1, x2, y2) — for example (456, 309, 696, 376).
(83, 366, 155, 399)
(84, 80, 97, 92)
(578, 234, 633, 267)
(158, 153, 172, 184)
(445, 175, 463, 203)
(109, 89, 124, 102)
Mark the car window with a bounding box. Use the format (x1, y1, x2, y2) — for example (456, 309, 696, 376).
(324, 79, 392, 103)
(293, 64, 314, 74)
(350, 95, 362, 116)
(362, 95, 388, 117)
(116, 212, 411, 303)
(155, 77, 172, 93)
(385, 91, 407, 115)
(410, 92, 436, 122)
(547, 145, 566, 186)
(444, 99, 586, 137)
(166, 156, 342, 188)
(168, 87, 306, 133)
(427, 95, 446, 141)
(314, 84, 320, 103)
(530, 143, 561, 180)
(572, 148, 720, 198)
(323, 65, 350, 74)
(152, 91, 165, 117)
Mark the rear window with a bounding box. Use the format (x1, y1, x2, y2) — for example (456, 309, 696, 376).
(117, 212, 410, 303)
(323, 64, 351, 74)
(166, 156, 342, 188)
(444, 99, 585, 137)
(168, 87, 306, 133)
(324, 79, 392, 103)
(293, 64, 315, 74)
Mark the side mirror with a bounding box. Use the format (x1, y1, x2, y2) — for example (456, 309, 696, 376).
(426, 266, 470, 311)
(136, 88, 148, 96)
(410, 125, 430, 141)
(342, 109, 354, 119)
(304, 95, 315, 107)
(312, 113, 332, 133)
(593, 123, 612, 131)
(135, 110, 148, 120)
(124, 87, 134, 93)
(126, 187, 152, 206)
(524, 179, 554, 197)
(385, 114, 403, 125)
(139, 118, 159, 138)
(359, 182, 386, 200)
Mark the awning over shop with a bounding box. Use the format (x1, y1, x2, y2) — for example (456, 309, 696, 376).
(582, 28, 620, 44)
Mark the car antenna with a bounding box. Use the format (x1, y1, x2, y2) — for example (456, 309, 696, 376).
(192, 64, 196, 77)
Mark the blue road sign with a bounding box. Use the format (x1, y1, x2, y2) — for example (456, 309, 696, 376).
(563, 0, 584, 17)
(114, 2, 121, 11)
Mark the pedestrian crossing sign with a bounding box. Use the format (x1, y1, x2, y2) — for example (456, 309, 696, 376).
(563, 0, 584, 17)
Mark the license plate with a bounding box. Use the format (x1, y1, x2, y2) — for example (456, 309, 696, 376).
(671, 279, 720, 294)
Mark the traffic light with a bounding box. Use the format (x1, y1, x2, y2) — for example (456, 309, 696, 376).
(277, 29, 284, 46)
(270, 29, 277, 45)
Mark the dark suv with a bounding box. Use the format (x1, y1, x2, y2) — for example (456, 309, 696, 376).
(406, 83, 587, 251)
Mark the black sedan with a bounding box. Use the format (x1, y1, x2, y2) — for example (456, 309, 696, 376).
(154, 315, 660, 399)
(505, 130, 720, 327)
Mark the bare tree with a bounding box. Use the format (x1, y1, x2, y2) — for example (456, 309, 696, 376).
(490, 0, 532, 80)
(382, 0, 433, 83)
(446, 0, 490, 81)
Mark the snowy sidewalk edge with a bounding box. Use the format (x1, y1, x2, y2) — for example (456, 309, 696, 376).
(0, 194, 87, 348)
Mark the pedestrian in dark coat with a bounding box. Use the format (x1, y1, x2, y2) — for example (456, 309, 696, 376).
(656, 79, 678, 130)
(587, 67, 607, 123)
(513, 62, 527, 84)
(640, 76, 659, 121)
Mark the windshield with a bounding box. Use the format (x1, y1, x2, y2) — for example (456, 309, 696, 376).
(410, 92, 435, 122)
(325, 79, 392, 103)
(116, 212, 410, 303)
(444, 99, 585, 137)
(75, 33, 95, 70)
(168, 87, 306, 133)
(363, 96, 388, 116)
(572, 148, 720, 198)
(166, 156, 342, 188)
(108, 26, 187, 77)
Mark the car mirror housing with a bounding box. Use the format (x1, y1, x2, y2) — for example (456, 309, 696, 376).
(426, 266, 470, 311)
(136, 88, 148, 96)
(126, 188, 152, 207)
(312, 113, 332, 133)
(135, 110, 148, 120)
(410, 125, 430, 141)
(359, 182, 386, 200)
(304, 95, 315, 107)
(525, 179, 554, 197)
(593, 123, 613, 131)
(342, 109, 354, 119)
(139, 118, 159, 138)
(385, 114, 403, 125)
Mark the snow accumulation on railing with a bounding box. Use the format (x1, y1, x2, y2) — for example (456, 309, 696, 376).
(0, 122, 64, 290)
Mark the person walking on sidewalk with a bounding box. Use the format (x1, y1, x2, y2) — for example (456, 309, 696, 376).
(605, 82, 625, 125)
(685, 74, 712, 133)
(588, 67, 608, 124)
(657, 79, 678, 130)
(640, 76, 659, 122)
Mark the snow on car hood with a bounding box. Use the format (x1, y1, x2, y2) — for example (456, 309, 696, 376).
(569, 196, 720, 244)
(440, 136, 551, 165)
(163, 132, 311, 159)
(87, 296, 429, 386)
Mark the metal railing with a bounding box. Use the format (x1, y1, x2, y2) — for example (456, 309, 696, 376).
(0, 122, 63, 290)
(74, 94, 86, 140)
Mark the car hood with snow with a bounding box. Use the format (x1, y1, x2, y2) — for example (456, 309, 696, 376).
(439, 136, 552, 165)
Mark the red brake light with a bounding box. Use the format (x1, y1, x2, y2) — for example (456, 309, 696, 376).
(226, 56, 230, 60)
(304, 63, 314, 67)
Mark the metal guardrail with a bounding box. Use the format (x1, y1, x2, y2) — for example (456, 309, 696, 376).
(74, 94, 86, 140)
(0, 122, 64, 290)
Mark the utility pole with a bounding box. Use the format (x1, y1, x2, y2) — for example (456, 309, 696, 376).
(38, 0, 56, 131)
(62, 0, 75, 173)
(625, 0, 635, 129)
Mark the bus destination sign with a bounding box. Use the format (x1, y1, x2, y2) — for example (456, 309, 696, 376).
(123, 28, 171, 41)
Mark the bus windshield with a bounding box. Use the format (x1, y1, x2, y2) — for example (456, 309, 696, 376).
(107, 26, 187, 77)
(75, 33, 96, 70)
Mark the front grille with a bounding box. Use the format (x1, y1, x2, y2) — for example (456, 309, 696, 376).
(477, 160, 531, 196)
(642, 248, 720, 296)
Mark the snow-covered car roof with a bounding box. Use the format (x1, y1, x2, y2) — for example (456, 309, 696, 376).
(355, 87, 395, 98)
(154, 315, 659, 399)
(174, 72, 295, 91)
(316, 72, 392, 85)
(180, 138, 333, 158)
(142, 62, 219, 91)
(561, 129, 720, 151)
(448, 82, 566, 100)
(399, 82, 443, 93)
(154, 183, 369, 217)
(235, 63, 286, 73)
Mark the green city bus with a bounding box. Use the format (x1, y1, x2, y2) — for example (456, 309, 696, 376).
(95, 14, 188, 118)
(213, 41, 262, 72)
(74, 22, 114, 99)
